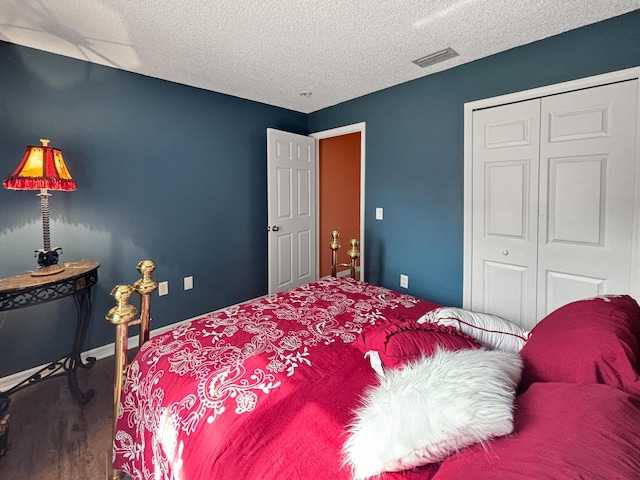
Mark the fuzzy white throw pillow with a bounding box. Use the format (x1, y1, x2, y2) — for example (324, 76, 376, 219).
(343, 348, 523, 480)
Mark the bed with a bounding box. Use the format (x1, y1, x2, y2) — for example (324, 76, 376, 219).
(106, 252, 640, 480)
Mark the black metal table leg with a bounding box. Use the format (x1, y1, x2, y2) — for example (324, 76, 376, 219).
(67, 287, 96, 404)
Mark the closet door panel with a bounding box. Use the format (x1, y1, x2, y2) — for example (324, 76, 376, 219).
(547, 155, 605, 245)
(538, 80, 638, 317)
(471, 99, 540, 328)
(543, 271, 605, 314)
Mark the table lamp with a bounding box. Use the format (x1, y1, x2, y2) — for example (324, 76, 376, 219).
(3, 139, 76, 275)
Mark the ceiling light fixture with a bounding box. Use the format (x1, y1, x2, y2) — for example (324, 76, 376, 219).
(412, 47, 459, 68)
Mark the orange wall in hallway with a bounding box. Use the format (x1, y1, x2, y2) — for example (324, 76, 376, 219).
(319, 132, 361, 278)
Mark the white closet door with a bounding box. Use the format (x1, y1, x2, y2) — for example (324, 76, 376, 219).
(471, 99, 541, 328)
(537, 80, 638, 316)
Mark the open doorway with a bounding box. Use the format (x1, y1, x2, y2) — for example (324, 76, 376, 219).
(311, 123, 366, 280)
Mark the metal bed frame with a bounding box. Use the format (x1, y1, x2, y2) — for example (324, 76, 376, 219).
(105, 231, 358, 479)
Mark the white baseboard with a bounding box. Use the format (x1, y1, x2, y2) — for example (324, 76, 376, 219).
(0, 315, 197, 393)
(0, 290, 294, 393)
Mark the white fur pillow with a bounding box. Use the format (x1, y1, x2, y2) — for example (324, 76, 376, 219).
(418, 307, 530, 353)
(343, 348, 523, 480)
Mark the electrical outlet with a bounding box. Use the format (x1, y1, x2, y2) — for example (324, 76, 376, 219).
(376, 207, 383, 220)
(158, 281, 169, 296)
(184, 276, 193, 290)
(400, 274, 409, 289)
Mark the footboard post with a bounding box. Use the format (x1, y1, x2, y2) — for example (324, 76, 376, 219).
(133, 259, 158, 349)
(105, 284, 138, 480)
(329, 230, 341, 277)
(346, 238, 360, 279)
(329, 230, 360, 279)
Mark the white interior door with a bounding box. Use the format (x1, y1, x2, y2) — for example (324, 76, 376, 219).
(267, 128, 316, 294)
(471, 99, 541, 328)
(537, 80, 638, 316)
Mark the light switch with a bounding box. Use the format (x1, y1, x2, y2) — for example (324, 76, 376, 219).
(376, 207, 383, 220)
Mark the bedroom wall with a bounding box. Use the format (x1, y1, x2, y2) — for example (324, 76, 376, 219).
(1, 10, 640, 379)
(308, 9, 640, 307)
(0, 41, 307, 377)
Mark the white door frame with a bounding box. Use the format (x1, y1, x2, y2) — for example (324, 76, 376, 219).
(311, 122, 366, 281)
(463, 66, 640, 308)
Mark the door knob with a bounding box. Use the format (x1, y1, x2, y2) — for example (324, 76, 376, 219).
(272, 226, 280, 232)
(501, 249, 509, 256)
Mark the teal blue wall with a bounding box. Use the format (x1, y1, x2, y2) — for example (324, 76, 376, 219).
(309, 9, 640, 307)
(0, 41, 307, 377)
(1, 10, 640, 378)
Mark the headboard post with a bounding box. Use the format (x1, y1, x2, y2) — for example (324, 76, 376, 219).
(346, 238, 360, 279)
(105, 259, 158, 480)
(329, 230, 342, 277)
(132, 259, 158, 348)
(105, 284, 138, 480)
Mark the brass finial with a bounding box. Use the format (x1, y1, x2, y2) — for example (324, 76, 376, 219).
(347, 238, 360, 260)
(329, 230, 341, 251)
(106, 285, 138, 326)
(133, 259, 158, 295)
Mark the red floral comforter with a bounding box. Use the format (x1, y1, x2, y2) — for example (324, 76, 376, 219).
(113, 277, 439, 480)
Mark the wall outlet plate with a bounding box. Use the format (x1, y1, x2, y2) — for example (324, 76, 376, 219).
(184, 276, 193, 290)
(400, 274, 408, 289)
(158, 281, 169, 296)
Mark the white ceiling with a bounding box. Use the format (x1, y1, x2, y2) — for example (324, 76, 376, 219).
(1, 1, 639, 113)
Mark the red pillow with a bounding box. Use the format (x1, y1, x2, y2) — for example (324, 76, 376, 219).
(435, 383, 640, 479)
(354, 318, 480, 369)
(519, 295, 640, 395)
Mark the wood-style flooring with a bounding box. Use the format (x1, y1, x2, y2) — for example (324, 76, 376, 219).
(0, 356, 132, 480)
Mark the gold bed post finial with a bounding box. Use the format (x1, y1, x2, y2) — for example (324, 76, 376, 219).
(105, 284, 137, 480)
(133, 259, 158, 349)
(329, 230, 341, 277)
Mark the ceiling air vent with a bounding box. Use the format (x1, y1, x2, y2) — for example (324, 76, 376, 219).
(412, 47, 459, 68)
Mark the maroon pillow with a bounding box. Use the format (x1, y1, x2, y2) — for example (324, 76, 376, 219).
(435, 383, 640, 479)
(519, 295, 640, 395)
(354, 318, 480, 369)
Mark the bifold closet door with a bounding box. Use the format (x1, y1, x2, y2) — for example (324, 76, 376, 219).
(471, 99, 541, 329)
(537, 80, 638, 317)
(471, 80, 638, 329)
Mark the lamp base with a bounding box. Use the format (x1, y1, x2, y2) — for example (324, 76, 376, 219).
(31, 265, 66, 277)
(36, 248, 61, 268)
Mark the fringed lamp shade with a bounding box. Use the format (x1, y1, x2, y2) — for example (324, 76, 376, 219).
(3, 140, 76, 192)
(2, 139, 76, 274)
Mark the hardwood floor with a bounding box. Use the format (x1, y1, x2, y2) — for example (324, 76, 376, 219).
(0, 356, 130, 480)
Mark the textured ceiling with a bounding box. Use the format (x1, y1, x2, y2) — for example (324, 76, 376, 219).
(1, 1, 639, 113)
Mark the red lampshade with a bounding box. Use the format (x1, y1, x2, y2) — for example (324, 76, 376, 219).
(2, 139, 76, 191)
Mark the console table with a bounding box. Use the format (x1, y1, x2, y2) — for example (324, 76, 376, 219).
(0, 259, 100, 416)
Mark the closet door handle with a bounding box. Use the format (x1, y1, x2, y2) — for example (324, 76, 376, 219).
(501, 249, 509, 256)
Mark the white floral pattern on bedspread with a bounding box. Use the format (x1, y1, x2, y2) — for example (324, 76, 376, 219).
(113, 277, 438, 480)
